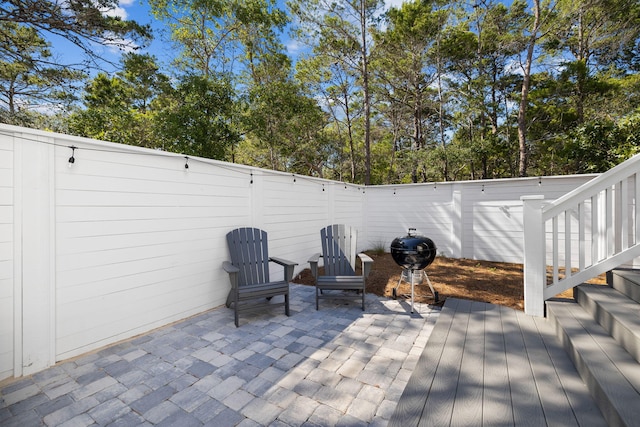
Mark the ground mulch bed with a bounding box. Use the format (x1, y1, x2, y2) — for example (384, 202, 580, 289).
(292, 253, 607, 311)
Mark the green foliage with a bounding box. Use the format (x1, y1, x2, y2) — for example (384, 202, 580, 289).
(156, 74, 239, 160)
(0, 0, 150, 68)
(68, 54, 169, 149)
(7, 0, 640, 185)
(0, 22, 85, 123)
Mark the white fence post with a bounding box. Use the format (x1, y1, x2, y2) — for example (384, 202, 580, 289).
(522, 195, 546, 317)
(16, 135, 56, 375)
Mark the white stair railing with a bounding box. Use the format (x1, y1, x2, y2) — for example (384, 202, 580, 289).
(523, 154, 640, 316)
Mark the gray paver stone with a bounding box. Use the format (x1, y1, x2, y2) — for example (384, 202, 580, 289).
(57, 413, 94, 427)
(204, 407, 244, 427)
(241, 397, 282, 425)
(87, 398, 130, 425)
(337, 358, 366, 379)
(71, 376, 118, 400)
(357, 383, 386, 406)
(2, 408, 44, 427)
(190, 397, 225, 423)
(118, 384, 151, 405)
(143, 400, 181, 424)
(307, 404, 343, 426)
(170, 387, 210, 412)
(207, 376, 245, 401)
(277, 395, 318, 426)
(34, 395, 74, 417)
(155, 408, 202, 427)
(104, 410, 146, 427)
(187, 360, 215, 378)
(94, 383, 128, 403)
(244, 377, 274, 396)
(2, 384, 41, 406)
(42, 397, 99, 426)
(347, 398, 377, 422)
(314, 385, 353, 412)
(7, 393, 49, 415)
(222, 389, 254, 411)
(129, 384, 175, 414)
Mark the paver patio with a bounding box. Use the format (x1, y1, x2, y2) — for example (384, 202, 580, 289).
(0, 284, 440, 426)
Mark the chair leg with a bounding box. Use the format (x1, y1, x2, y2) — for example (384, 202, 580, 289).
(361, 289, 365, 311)
(234, 307, 239, 327)
(285, 292, 290, 316)
(226, 289, 234, 308)
(316, 287, 319, 310)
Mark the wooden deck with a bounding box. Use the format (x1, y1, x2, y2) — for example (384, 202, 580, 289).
(389, 298, 607, 427)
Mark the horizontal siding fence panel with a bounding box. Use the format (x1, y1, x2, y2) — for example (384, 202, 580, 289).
(364, 176, 595, 263)
(0, 123, 596, 380)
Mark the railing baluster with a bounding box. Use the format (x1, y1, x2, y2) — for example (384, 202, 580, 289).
(579, 201, 585, 270)
(565, 210, 572, 279)
(606, 187, 614, 257)
(592, 194, 598, 265)
(636, 173, 640, 246)
(553, 215, 559, 285)
(621, 178, 629, 250)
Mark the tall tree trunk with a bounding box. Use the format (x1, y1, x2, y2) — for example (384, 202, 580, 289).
(436, 29, 448, 181)
(518, 0, 541, 177)
(575, 5, 586, 123)
(344, 91, 357, 182)
(360, 0, 371, 185)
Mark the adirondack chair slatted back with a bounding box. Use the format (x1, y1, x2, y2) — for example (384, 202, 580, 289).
(321, 224, 357, 276)
(227, 227, 270, 286)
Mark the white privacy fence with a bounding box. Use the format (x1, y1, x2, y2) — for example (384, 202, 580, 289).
(0, 124, 595, 380)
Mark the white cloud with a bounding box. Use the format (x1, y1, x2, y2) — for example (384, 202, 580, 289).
(89, 0, 128, 20)
(101, 5, 128, 19)
(286, 39, 305, 54)
(384, 0, 407, 10)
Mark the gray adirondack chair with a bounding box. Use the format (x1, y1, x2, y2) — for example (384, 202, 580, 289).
(308, 224, 373, 310)
(223, 227, 297, 327)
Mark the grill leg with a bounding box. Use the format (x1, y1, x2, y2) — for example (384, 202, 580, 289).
(410, 270, 415, 313)
(423, 271, 438, 303)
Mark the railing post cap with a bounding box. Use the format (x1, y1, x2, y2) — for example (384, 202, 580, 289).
(521, 195, 545, 201)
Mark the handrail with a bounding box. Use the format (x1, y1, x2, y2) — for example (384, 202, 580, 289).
(523, 154, 640, 316)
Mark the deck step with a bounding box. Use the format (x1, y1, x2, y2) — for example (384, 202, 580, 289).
(609, 269, 640, 304)
(575, 284, 640, 363)
(547, 299, 640, 427)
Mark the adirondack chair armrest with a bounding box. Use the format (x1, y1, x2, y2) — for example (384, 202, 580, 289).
(308, 253, 321, 278)
(269, 257, 298, 282)
(223, 261, 239, 284)
(222, 261, 239, 308)
(223, 261, 239, 274)
(358, 253, 374, 279)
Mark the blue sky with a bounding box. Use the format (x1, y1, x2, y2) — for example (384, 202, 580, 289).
(51, 0, 408, 75)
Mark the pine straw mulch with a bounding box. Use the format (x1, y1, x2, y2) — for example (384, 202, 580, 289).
(292, 252, 607, 311)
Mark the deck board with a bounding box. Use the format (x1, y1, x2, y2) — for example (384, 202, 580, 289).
(389, 298, 458, 427)
(502, 305, 547, 427)
(450, 301, 484, 426)
(420, 299, 470, 426)
(390, 298, 607, 427)
(482, 303, 513, 426)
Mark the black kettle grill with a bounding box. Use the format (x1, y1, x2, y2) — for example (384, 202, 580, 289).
(390, 229, 437, 270)
(390, 228, 439, 311)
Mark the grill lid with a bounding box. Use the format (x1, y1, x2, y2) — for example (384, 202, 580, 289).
(390, 228, 437, 270)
